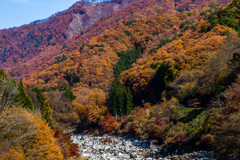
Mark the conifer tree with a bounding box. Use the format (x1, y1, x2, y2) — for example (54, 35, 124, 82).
(117, 84, 125, 116)
(109, 83, 133, 116)
(0, 69, 7, 79)
(109, 48, 140, 116)
(16, 80, 34, 111)
(41, 99, 54, 126)
(125, 87, 133, 115)
(113, 48, 141, 82)
(154, 62, 175, 102)
(109, 82, 118, 115)
(62, 54, 67, 61)
(109, 47, 142, 116)
(34, 87, 54, 126)
(63, 87, 76, 101)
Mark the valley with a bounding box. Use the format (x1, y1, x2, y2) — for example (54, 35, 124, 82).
(1, 0, 240, 159)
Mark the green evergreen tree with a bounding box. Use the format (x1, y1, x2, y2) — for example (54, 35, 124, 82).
(109, 83, 133, 116)
(16, 80, 34, 111)
(117, 84, 125, 116)
(41, 98, 54, 126)
(109, 48, 140, 116)
(33, 87, 54, 126)
(154, 62, 176, 102)
(62, 54, 68, 61)
(109, 82, 118, 115)
(54, 54, 68, 64)
(0, 69, 34, 111)
(63, 87, 76, 101)
(0, 69, 7, 79)
(125, 87, 133, 115)
(113, 48, 141, 82)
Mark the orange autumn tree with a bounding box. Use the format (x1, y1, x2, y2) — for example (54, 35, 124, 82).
(100, 114, 119, 133)
(73, 88, 108, 124)
(0, 107, 63, 160)
(1, 147, 25, 160)
(87, 88, 108, 123)
(72, 100, 88, 122)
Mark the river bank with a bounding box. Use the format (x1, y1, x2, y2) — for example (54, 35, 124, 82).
(70, 134, 215, 160)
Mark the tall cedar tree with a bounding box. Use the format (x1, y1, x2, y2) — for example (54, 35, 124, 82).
(125, 87, 133, 115)
(34, 88, 54, 126)
(109, 83, 133, 116)
(154, 62, 176, 103)
(17, 80, 34, 111)
(109, 48, 140, 116)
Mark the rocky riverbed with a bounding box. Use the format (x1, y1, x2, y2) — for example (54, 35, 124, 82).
(70, 134, 215, 160)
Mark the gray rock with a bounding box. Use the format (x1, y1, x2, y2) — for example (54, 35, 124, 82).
(130, 152, 138, 158)
(114, 152, 120, 156)
(123, 141, 132, 146)
(71, 134, 216, 160)
(117, 153, 130, 159)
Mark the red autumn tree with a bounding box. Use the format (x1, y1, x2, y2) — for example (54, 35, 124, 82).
(100, 114, 119, 133)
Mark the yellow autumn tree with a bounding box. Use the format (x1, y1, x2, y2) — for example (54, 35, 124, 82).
(0, 107, 63, 160)
(1, 147, 24, 160)
(73, 88, 107, 124)
(72, 100, 88, 122)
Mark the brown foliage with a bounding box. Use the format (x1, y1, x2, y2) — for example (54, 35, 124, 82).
(170, 33, 240, 102)
(100, 114, 119, 133)
(224, 75, 240, 108)
(214, 112, 240, 159)
(23, 6, 233, 108)
(42, 90, 80, 131)
(0, 107, 63, 159)
(121, 97, 180, 139)
(1, 147, 25, 160)
(53, 127, 80, 158)
(72, 88, 107, 124)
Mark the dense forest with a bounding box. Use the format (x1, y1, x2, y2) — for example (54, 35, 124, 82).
(0, 0, 138, 78)
(0, 69, 80, 159)
(0, 0, 231, 80)
(2, 0, 240, 159)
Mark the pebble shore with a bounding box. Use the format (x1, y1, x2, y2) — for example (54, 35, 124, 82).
(70, 134, 215, 160)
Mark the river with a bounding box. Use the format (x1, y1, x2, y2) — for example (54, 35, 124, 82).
(70, 133, 215, 160)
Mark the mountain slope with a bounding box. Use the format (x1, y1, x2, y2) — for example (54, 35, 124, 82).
(0, 0, 138, 77)
(24, 4, 235, 105)
(1, 0, 232, 80)
(14, 0, 240, 159)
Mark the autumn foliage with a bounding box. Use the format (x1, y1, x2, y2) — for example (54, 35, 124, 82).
(0, 107, 64, 160)
(100, 114, 119, 133)
(22, 4, 233, 107)
(72, 88, 107, 124)
(2, 0, 240, 159)
(53, 127, 80, 158)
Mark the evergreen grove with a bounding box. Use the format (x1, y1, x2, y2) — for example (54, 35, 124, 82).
(109, 48, 141, 117)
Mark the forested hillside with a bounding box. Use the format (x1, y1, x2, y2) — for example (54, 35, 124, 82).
(2, 0, 240, 159)
(1, 0, 232, 80)
(25, 4, 232, 105)
(0, 69, 81, 159)
(0, 0, 138, 78)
